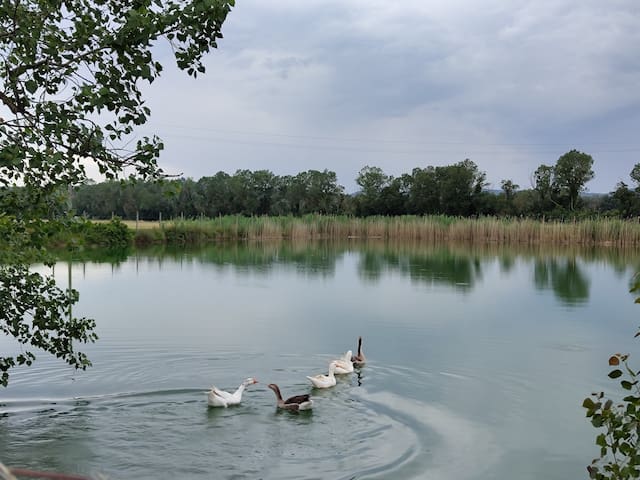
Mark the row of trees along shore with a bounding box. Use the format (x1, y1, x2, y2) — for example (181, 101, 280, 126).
(59, 150, 640, 221)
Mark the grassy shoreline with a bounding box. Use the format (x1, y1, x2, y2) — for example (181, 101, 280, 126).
(120, 215, 640, 247)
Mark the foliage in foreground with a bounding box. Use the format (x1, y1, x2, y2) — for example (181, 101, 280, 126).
(0, 0, 234, 385)
(0, 217, 132, 386)
(583, 278, 640, 479)
(0, 216, 98, 387)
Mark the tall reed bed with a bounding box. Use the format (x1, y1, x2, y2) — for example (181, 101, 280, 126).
(132, 215, 640, 246)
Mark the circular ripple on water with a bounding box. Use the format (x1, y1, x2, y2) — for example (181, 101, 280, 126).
(2, 358, 501, 479)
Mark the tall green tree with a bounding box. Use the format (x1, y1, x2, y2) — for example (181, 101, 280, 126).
(511, 189, 538, 217)
(197, 172, 232, 216)
(500, 179, 519, 215)
(435, 159, 486, 216)
(554, 149, 595, 211)
(355, 165, 391, 216)
(288, 169, 344, 215)
(226, 169, 275, 216)
(611, 182, 638, 218)
(500, 179, 519, 201)
(380, 176, 409, 215)
(174, 178, 200, 218)
(406, 167, 439, 214)
(532, 164, 559, 214)
(0, 0, 234, 386)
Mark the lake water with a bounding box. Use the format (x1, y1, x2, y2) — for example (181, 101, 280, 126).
(1, 240, 640, 479)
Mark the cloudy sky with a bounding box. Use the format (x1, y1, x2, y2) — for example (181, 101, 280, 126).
(138, 0, 640, 193)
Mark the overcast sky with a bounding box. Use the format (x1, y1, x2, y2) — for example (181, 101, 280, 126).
(138, 0, 640, 193)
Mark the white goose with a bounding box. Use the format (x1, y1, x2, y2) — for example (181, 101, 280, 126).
(207, 377, 258, 407)
(333, 350, 354, 374)
(306, 362, 337, 388)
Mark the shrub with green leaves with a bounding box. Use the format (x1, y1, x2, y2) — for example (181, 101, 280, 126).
(82, 218, 132, 247)
(583, 278, 640, 479)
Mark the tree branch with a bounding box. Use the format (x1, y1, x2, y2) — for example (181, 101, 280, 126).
(0, 91, 22, 115)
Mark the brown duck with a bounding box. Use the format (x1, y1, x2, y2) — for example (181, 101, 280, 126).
(351, 336, 366, 366)
(267, 383, 314, 411)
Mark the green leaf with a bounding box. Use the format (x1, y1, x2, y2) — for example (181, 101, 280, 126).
(620, 442, 632, 456)
(609, 369, 623, 379)
(25, 79, 38, 94)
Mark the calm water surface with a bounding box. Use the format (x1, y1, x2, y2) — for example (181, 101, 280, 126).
(2, 241, 640, 479)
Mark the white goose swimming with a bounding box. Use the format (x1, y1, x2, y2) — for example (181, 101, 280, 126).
(333, 350, 354, 374)
(306, 361, 337, 388)
(207, 377, 258, 407)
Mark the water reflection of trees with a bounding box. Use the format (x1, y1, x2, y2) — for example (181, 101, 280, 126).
(51, 247, 130, 265)
(54, 240, 640, 305)
(534, 257, 590, 306)
(356, 246, 482, 292)
(137, 241, 340, 277)
(353, 241, 640, 300)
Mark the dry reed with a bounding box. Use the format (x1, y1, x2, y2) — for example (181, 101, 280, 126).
(126, 215, 640, 247)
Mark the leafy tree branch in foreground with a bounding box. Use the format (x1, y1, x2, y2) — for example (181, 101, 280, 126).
(0, 0, 235, 386)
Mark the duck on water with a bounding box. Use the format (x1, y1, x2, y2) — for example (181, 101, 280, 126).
(351, 336, 366, 367)
(306, 361, 338, 389)
(267, 383, 314, 411)
(207, 377, 258, 408)
(332, 350, 354, 374)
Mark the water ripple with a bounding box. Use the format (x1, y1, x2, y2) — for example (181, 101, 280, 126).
(2, 356, 502, 479)
(353, 390, 502, 479)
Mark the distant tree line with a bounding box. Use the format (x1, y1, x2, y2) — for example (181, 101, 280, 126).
(71, 169, 346, 220)
(10, 150, 640, 220)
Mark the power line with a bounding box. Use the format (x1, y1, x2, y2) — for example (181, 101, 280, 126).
(150, 122, 640, 149)
(147, 130, 640, 156)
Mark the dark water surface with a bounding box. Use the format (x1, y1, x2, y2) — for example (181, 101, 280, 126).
(2, 241, 640, 479)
